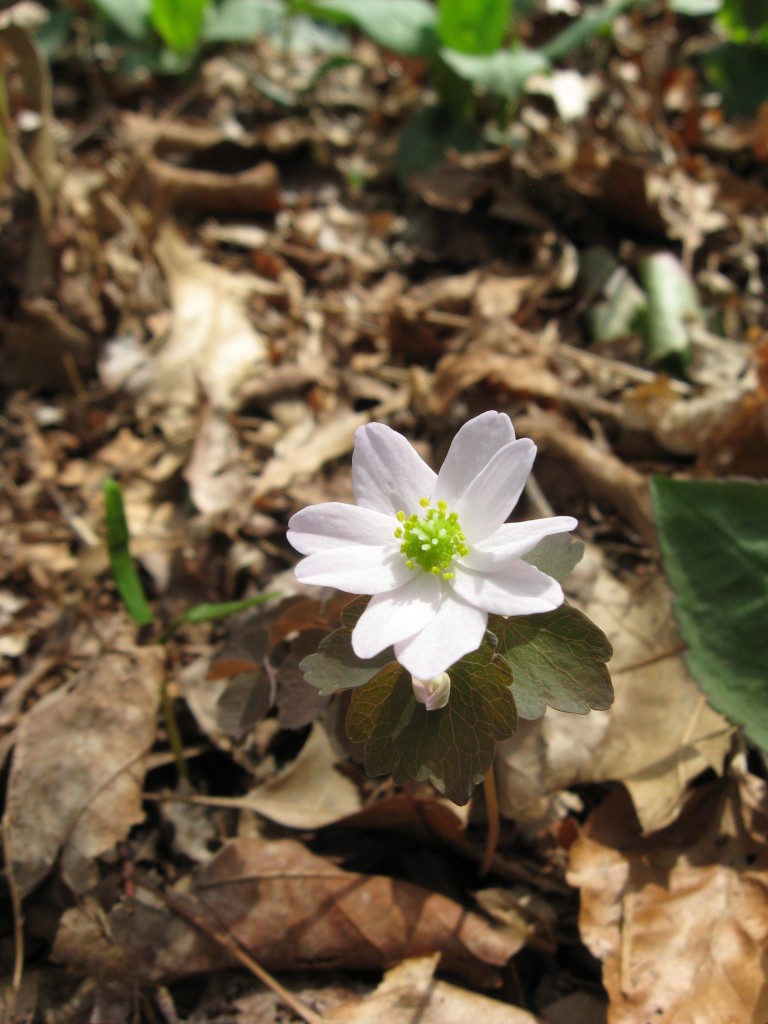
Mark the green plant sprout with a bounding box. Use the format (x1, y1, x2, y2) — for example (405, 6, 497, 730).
(292, 0, 648, 178)
(44, 0, 650, 151)
(103, 478, 278, 777)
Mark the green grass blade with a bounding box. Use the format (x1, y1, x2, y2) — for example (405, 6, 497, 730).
(157, 593, 280, 643)
(103, 478, 154, 627)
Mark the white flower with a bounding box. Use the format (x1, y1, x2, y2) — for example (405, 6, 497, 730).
(411, 672, 451, 711)
(287, 411, 576, 680)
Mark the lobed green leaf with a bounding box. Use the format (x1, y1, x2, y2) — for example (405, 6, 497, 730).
(491, 605, 613, 721)
(347, 641, 518, 805)
(523, 532, 584, 582)
(300, 596, 392, 693)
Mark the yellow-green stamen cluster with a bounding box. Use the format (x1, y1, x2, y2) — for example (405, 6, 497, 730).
(394, 497, 469, 580)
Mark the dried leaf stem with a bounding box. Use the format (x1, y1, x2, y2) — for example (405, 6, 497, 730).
(136, 879, 327, 1024)
(480, 766, 500, 877)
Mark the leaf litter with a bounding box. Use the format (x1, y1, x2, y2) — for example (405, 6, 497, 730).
(1, 1, 767, 1020)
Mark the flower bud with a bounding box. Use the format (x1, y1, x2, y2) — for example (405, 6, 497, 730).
(411, 672, 451, 711)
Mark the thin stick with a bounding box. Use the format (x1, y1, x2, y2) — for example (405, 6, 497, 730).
(160, 680, 188, 782)
(480, 765, 500, 877)
(1, 818, 24, 1014)
(611, 643, 686, 674)
(136, 880, 326, 1024)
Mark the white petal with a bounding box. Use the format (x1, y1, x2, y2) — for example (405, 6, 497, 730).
(461, 516, 577, 572)
(451, 561, 564, 616)
(434, 411, 516, 505)
(394, 589, 487, 679)
(455, 438, 535, 541)
(352, 573, 441, 658)
(287, 503, 397, 555)
(294, 546, 411, 594)
(352, 423, 436, 517)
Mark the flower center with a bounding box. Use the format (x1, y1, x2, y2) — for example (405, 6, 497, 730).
(394, 498, 469, 580)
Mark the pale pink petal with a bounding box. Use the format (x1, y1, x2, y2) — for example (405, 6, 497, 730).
(352, 423, 436, 517)
(454, 438, 535, 542)
(352, 573, 441, 658)
(295, 546, 411, 594)
(451, 561, 563, 616)
(287, 503, 397, 555)
(394, 590, 487, 679)
(460, 516, 577, 572)
(434, 411, 516, 505)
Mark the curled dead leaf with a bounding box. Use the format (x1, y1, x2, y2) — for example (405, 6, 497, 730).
(568, 774, 768, 1024)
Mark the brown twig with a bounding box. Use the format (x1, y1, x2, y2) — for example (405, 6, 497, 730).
(1, 817, 25, 1016)
(611, 643, 687, 674)
(135, 879, 326, 1024)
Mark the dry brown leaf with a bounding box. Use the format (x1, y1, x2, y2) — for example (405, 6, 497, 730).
(100, 224, 267, 417)
(255, 409, 369, 498)
(568, 773, 768, 1024)
(326, 955, 544, 1023)
(3, 646, 164, 896)
(339, 792, 470, 851)
(495, 553, 733, 833)
(242, 722, 362, 829)
(53, 836, 519, 987)
(430, 331, 561, 415)
(184, 405, 255, 517)
(144, 156, 280, 214)
(518, 411, 655, 543)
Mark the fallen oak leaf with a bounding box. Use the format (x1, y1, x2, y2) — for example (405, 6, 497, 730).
(53, 836, 518, 987)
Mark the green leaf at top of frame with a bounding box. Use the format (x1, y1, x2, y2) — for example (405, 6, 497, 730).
(103, 478, 153, 627)
(651, 476, 768, 751)
(151, 0, 212, 52)
(203, 0, 283, 43)
(347, 639, 518, 805)
(441, 46, 550, 100)
(291, 0, 439, 56)
(92, 0, 150, 40)
(670, 0, 721, 14)
(437, 0, 511, 55)
(542, 0, 643, 61)
(490, 604, 613, 721)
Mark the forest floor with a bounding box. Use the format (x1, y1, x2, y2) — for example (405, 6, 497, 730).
(1, 2, 768, 1022)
